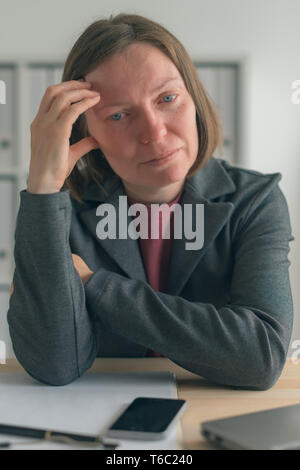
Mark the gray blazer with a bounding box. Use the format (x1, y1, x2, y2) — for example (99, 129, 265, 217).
(7, 157, 294, 389)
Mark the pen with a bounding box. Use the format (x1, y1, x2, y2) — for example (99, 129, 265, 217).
(0, 423, 119, 449)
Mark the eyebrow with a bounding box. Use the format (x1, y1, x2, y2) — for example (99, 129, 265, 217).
(100, 77, 183, 109)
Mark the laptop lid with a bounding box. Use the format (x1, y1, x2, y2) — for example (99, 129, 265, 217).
(201, 403, 300, 450)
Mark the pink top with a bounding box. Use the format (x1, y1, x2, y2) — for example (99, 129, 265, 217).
(128, 189, 183, 357)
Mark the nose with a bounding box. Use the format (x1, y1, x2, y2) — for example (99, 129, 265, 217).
(138, 108, 167, 144)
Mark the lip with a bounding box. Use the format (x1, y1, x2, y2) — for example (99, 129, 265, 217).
(143, 148, 180, 165)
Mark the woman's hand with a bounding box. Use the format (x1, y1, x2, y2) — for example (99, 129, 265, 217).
(9, 282, 14, 297)
(72, 254, 94, 285)
(27, 80, 101, 194)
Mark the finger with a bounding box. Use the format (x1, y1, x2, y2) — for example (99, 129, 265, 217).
(47, 88, 100, 121)
(72, 253, 81, 269)
(37, 80, 93, 116)
(69, 136, 99, 169)
(58, 95, 100, 130)
(9, 282, 14, 297)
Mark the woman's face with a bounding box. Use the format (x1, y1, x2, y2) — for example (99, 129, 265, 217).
(84, 42, 199, 202)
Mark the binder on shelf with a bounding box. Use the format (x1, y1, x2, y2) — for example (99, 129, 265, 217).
(217, 66, 237, 163)
(29, 67, 49, 125)
(0, 79, 5, 104)
(29, 65, 64, 126)
(0, 66, 15, 169)
(0, 179, 14, 285)
(196, 64, 237, 164)
(0, 290, 15, 360)
(197, 66, 219, 106)
(52, 66, 64, 85)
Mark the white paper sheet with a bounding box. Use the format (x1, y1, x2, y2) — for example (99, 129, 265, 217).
(0, 370, 182, 450)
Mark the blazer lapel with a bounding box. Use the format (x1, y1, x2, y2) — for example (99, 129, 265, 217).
(79, 176, 147, 282)
(167, 157, 236, 295)
(167, 195, 234, 296)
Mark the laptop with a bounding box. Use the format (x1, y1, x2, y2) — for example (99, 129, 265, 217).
(201, 403, 300, 450)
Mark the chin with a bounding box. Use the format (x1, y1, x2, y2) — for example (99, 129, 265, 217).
(154, 165, 189, 184)
(141, 175, 184, 193)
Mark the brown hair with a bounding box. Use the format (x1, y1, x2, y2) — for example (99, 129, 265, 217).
(62, 13, 223, 203)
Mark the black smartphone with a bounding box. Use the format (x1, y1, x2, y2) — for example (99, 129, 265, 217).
(106, 397, 186, 440)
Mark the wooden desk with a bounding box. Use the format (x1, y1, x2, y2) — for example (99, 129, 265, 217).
(1, 358, 300, 450)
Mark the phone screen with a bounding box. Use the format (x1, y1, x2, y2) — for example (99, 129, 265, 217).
(109, 397, 186, 433)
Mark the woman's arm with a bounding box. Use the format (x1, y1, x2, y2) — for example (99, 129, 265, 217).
(7, 79, 103, 385)
(7, 189, 98, 386)
(84, 183, 294, 390)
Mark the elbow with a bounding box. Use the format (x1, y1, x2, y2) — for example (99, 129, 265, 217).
(232, 342, 288, 391)
(189, 339, 288, 391)
(249, 329, 290, 391)
(209, 359, 285, 391)
(227, 317, 291, 391)
(7, 302, 98, 387)
(244, 360, 285, 391)
(13, 350, 81, 386)
(242, 370, 280, 391)
(8, 332, 81, 386)
(10, 334, 98, 386)
(29, 365, 80, 387)
(27, 370, 79, 387)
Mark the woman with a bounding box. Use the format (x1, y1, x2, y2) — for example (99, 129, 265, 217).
(8, 13, 294, 389)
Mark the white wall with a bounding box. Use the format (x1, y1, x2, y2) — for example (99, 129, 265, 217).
(0, 0, 299, 353)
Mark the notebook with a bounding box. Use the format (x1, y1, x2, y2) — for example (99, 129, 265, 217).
(0, 370, 182, 450)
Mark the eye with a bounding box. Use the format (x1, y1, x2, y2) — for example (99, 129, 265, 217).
(162, 94, 177, 103)
(109, 94, 177, 123)
(111, 112, 123, 121)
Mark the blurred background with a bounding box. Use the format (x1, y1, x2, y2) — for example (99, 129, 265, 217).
(0, 0, 299, 360)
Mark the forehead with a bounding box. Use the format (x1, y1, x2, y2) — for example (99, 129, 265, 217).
(85, 43, 184, 96)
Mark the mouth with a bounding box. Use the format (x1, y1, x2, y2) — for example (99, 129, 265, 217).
(143, 148, 181, 165)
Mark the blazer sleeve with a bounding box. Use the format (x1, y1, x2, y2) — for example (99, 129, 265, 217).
(85, 182, 294, 390)
(7, 190, 98, 386)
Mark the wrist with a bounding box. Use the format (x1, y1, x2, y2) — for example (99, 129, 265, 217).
(26, 182, 62, 194)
